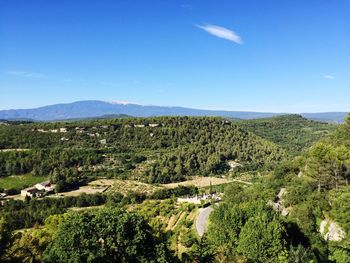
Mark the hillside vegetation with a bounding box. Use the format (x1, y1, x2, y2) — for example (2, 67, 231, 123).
(206, 114, 350, 262)
(0, 117, 285, 187)
(238, 114, 336, 156)
(1, 114, 348, 262)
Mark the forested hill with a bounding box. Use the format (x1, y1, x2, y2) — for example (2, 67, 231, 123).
(237, 114, 336, 156)
(207, 114, 350, 262)
(0, 116, 285, 184)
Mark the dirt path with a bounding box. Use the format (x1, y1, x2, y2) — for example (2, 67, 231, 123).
(231, 179, 253, 185)
(162, 176, 231, 188)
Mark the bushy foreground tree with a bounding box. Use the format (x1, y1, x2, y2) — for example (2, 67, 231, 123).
(44, 209, 172, 263)
(236, 213, 286, 262)
(306, 142, 350, 192)
(208, 198, 288, 262)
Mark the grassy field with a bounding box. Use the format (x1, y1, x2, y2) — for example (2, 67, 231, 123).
(0, 174, 48, 190)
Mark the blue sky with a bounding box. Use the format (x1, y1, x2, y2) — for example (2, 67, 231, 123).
(0, 0, 349, 112)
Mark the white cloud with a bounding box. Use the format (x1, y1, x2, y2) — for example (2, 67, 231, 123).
(196, 24, 243, 44)
(324, 74, 335, 79)
(7, 71, 48, 79)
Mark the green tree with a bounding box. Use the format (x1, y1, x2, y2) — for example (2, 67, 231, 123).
(188, 236, 215, 263)
(288, 244, 315, 263)
(329, 246, 350, 263)
(344, 114, 350, 135)
(44, 209, 169, 263)
(6, 229, 49, 263)
(237, 214, 286, 263)
(207, 203, 245, 260)
(330, 146, 350, 189)
(0, 217, 12, 262)
(307, 142, 333, 192)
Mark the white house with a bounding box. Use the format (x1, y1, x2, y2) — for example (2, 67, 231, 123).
(35, 181, 54, 192)
(21, 181, 54, 197)
(177, 193, 222, 204)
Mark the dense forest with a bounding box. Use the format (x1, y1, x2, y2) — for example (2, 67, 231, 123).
(238, 114, 336, 156)
(1, 114, 348, 262)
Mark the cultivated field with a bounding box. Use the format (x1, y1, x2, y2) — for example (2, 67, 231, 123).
(93, 179, 163, 195)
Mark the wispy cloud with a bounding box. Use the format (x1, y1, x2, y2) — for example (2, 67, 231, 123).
(7, 71, 48, 79)
(324, 74, 335, 80)
(196, 24, 243, 44)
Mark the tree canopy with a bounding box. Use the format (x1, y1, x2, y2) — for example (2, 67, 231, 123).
(44, 209, 170, 263)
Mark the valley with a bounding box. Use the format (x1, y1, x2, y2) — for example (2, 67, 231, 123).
(0, 114, 349, 262)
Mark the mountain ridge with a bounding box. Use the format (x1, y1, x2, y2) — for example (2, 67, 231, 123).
(0, 100, 347, 123)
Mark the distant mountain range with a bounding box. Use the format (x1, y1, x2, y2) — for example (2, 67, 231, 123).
(0, 100, 347, 123)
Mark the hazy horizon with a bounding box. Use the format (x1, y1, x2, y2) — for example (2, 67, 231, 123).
(0, 99, 349, 115)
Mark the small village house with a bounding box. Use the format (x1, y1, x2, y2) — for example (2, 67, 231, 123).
(21, 181, 54, 198)
(35, 181, 54, 192)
